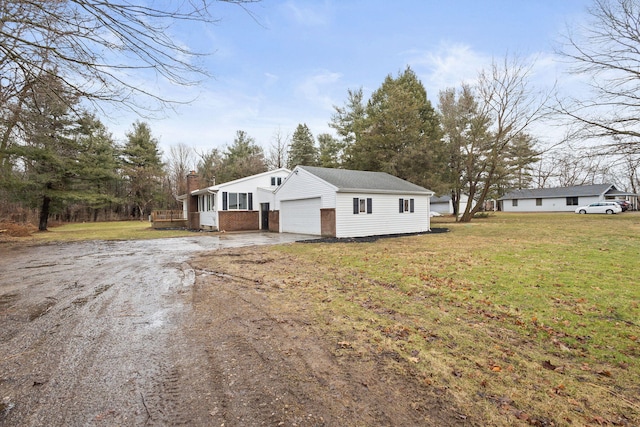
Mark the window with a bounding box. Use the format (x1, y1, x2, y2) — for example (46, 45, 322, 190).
(353, 197, 373, 214)
(270, 177, 283, 186)
(222, 192, 253, 210)
(399, 198, 415, 213)
(512, 199, 518, 207)
(566, 197, 578, 206)
(198, 194, 214, 211)
(536, 198, 542, 206)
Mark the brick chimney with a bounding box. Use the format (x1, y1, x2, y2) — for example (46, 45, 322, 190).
(186, 171, 200, 230)
(186, 170, 200, 193)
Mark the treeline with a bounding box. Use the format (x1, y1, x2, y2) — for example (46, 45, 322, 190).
(0, 73, 166, 230)
(1, 63, 634, 229)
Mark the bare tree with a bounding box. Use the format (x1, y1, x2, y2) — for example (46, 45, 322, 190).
(557, 0, 640, 153)
(0, 1, 259, 113)
(266, 128, 290, 169)
(453, 56, 551, 222)
(166, 143, 196, 197)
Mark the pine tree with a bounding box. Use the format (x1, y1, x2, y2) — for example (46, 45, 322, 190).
(217, 130, 266, 183)
(287, 124, 318, 168)
(121, 121, 165, 218)
(317, 133, 343, 168)
(342, 67, 442, 188)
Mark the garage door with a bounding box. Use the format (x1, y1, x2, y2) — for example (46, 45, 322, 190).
(280, 198, 321, 235)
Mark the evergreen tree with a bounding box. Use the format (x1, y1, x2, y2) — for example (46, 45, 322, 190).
(8, 73, 80, 230)
(196, 148, 223, 186)
(287, 124, 318, 168)
(218, 130, 266, 183)
(343, 67, 443, 188)
(73, 113, 121, 220)
(317, 133, 343, 168)
(329, 88, 365, 165)
(121, 121, 165, 218)
(6, 72, 121, 229)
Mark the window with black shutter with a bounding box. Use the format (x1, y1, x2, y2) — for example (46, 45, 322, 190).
(353, 198, 359, 214)
(222, 192, 228, 210)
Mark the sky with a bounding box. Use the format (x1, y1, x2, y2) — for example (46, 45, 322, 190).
(102, 0, 594, 158)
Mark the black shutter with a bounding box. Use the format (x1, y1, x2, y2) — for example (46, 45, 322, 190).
(410, 198, 415, 213)
(399, 198, 404, 213)
(222, 192, 228, 210)
(248, 193, 253, 210)
(366, 198, 372, 214)
(353, 198, 359, 214)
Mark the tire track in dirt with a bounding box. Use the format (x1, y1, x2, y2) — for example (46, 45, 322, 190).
(0, 240, 203, 426)
(187, 267, 470, 426)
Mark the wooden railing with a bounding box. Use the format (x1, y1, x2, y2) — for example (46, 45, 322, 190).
(152, 210, 185, 221)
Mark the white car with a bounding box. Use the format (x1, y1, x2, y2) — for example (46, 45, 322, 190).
(575, 201, 622, 214)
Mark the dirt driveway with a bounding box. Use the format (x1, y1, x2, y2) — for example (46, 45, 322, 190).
(0, 233, 468, 426)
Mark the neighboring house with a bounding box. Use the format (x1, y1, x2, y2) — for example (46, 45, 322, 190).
(274, 165, 434, 238)
(181, 168, 290, 231)
(431, 194, 470, 215)
(499, 183, 638, 212)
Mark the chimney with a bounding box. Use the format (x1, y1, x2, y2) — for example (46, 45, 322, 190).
(186, 171, 200, 230)
(186, 170, 200, 193)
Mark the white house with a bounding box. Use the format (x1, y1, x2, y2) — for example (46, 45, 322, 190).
(274, 166, 434, 238)
(499, 183, 637, 212)
(182, 168, 290, 231)
(431, 194, 470, 215)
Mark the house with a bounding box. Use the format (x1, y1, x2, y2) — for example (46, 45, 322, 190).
(431, 194, 470, 215)
(274, 165, 434, 238)
(181, 168, 290, 231)
(499, 183, 638, 212)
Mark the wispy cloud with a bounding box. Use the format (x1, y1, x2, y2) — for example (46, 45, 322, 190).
(281, 1, 330, 26)
(405, 42, 490, 99)
(296, 70, 342, 111)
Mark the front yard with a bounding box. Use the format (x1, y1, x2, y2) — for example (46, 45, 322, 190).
(200, 212, 639, 426)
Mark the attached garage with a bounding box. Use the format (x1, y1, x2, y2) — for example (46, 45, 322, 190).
(275, 166, 434, 238)
(280, 197, 321, 235)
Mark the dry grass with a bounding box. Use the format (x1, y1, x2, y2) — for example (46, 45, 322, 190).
(0, 221, 36, 238)
(198, 213, 640, 426)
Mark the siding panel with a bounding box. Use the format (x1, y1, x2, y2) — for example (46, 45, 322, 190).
(335, 193, 430, 238)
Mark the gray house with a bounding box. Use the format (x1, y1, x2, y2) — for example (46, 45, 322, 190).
(499, 184, 637, 212)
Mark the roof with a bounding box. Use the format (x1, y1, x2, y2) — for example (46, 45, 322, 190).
(499, 184, 615, 200)
(298, 166, 433, 195)
(188, 168, 290, 196)
(431, 195, 452, 204)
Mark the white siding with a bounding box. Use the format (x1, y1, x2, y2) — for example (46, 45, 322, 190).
(335, 193, 430, 238)
(281, 198, 322, 234)
(275, 169, 336, 210)
(502, 196, 601, 212)
(200, 211, 217, 227)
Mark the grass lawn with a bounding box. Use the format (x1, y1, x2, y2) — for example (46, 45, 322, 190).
(239, 212, 639, 426)
(29, 220, 195, 242)
(11, 213, 640, 425)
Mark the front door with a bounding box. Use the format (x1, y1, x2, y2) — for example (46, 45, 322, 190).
(261, 203, 269, 230)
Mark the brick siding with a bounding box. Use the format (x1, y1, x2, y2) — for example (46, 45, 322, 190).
(219, 211, 259, 232)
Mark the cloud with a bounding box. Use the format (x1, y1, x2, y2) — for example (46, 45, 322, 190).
(405, 42, 491, 99)
(281, 1, 330, 26)
(295, 70, 342, 110)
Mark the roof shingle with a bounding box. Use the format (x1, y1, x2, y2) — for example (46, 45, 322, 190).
(299, 166, 432, 194)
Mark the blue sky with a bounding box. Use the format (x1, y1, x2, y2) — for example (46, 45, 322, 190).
(104, 0, 593, 157)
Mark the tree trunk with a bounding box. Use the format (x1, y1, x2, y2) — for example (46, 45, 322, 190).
(39, 195, 51, 231)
